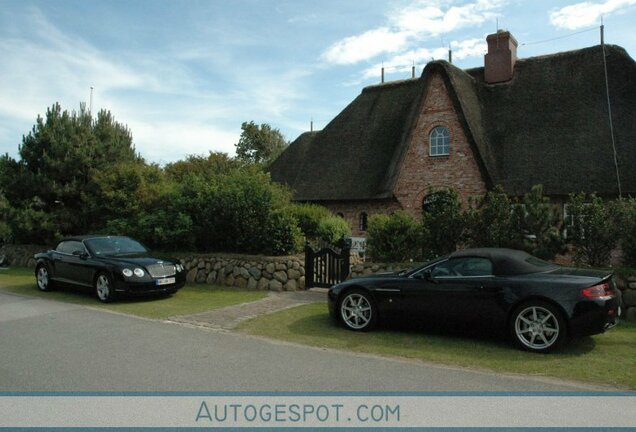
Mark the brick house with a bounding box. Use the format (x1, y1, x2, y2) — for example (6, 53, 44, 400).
(270, 31, 636, 237)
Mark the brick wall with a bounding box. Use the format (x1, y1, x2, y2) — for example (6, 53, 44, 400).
(394, 72, 487, 217)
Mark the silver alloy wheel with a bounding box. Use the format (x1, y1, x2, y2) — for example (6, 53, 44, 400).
(36, 266, 49, 291)
(514, 305, 560, 351)
(340, 293, 373, 330)
(96, 274, 111, 302)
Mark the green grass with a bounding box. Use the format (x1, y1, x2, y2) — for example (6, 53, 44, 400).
(238, 303, 636, 389)
(0, 267, 267, 319)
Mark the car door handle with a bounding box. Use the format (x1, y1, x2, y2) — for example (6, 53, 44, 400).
(480, 286, 499, 292)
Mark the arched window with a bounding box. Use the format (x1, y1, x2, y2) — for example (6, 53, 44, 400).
(359, 212, 368, 231)
(429, 126, 450, 156)
(423, 191, 451, 214)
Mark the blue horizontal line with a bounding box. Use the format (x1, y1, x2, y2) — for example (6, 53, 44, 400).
(0, 391, 634, 397)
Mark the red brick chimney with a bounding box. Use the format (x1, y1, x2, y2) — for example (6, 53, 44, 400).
(484, 31, 518, 84)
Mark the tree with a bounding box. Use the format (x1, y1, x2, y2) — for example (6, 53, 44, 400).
(614, 198, 636, 267)
(512, 185, 565, 259)
(366, 211, 422, 262)
(421, 189, 464, 259)
(567, 193, 620, 267)
(3, 103, 140, 242)
(234, 121, 287, 166)
(0, 189, 12, 244)
(465, 185, 520, 249)
(164, 151, 242, 183)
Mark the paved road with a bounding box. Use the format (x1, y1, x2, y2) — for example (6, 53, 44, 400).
(0, 289, 615, 392)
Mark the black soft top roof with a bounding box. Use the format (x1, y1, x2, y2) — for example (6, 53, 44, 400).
(449, 248, 558, 276)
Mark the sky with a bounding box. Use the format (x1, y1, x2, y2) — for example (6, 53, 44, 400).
(1, 0, 635, 165)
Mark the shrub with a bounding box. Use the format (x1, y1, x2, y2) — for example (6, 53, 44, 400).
(316, 216, 351, 244)
(567, 192, 620, 267)
(513, 185, 565, 260)
(611, 198, 636, 267)
(421, 189, 464, 259)
(465, 185, 519, 249)
(265, 209, 303, 255)
(0, 191, 12, 244)
(288, 203, 332, 239)
(366, 211, 422, 262)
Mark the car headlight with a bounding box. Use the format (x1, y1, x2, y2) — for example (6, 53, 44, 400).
(122, 268, 133, 277)
(176, 263, 184, 272)
(134, 268, 145, 277)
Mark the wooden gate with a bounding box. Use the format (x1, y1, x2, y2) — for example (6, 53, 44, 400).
(304, 244, 351, 289)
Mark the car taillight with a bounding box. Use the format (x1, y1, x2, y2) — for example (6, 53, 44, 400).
(582, 282, 615, 298)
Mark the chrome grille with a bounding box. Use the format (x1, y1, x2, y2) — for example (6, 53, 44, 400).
(147, 263, 176, 278)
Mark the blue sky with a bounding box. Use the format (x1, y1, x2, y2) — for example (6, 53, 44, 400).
(1, 0, 635, 164)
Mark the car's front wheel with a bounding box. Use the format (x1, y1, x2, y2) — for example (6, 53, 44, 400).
(338, 289, 378, 331)
(36, 264, 54, 292)
(95, 272, 116, 303)
(510, 301, 566, 353)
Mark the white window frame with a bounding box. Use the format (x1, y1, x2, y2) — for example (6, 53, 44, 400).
(429, 126, 450, 156)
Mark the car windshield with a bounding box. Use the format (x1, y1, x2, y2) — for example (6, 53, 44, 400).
(84, 237, 147, 256)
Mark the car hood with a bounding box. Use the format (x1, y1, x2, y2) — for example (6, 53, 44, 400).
(95, 253, 178, 268)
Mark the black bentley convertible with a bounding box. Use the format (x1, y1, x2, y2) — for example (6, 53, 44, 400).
(34, 235, 186, 302)
(328, 248, 621, 353)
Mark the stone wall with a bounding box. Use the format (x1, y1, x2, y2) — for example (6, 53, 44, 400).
(620, 276, 636, 321)
(178, 254, 305, 291)
(0, 244, 42, 268)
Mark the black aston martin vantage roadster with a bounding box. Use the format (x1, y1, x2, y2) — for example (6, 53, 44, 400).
(328, 248, 621, 353)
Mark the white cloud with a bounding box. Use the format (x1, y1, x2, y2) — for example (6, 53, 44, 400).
(321, 0, 505, 65)
(0, 7, 310, 163)
(550, 0, 636, 30)
(356, 37, 486, 83)
(127, 120, 239, 164)
(391, 0, 502, 36)
(450, 37, 488, 59)
(321, 27, 410, 65)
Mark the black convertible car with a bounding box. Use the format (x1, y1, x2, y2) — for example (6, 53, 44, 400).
(328, 248, 621, 353)
(34, 235, 186, 302)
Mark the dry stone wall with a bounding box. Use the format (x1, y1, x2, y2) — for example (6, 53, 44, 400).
(179, 254, 305, 291)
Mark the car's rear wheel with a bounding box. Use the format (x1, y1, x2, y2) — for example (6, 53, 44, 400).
(510, 301, 566, 353)
(36, 264, 53, 291)
(338, 289, 378, 331)
(95, 272, 116, 303)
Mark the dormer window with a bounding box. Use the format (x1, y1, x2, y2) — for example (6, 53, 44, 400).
(429, 126, 450, 156)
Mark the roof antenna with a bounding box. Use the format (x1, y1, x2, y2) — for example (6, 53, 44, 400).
(310, 117, 313, 132)
(412, 60, 415, 78)
(448, 43, 452, 64)
(496, 18, 500, 48)
(89, 86, 94, 116)
(381, 62, 385, 83)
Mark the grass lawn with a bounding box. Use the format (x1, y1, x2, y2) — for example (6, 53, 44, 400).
(239, 302, 636, 389)
(0, 267, 267, 319)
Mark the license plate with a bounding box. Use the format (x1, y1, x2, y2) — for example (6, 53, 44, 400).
(156, 277, 176, 286)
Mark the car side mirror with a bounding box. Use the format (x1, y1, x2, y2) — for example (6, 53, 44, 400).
(423, 269, 433, 281)
(73, 250, 89, 260)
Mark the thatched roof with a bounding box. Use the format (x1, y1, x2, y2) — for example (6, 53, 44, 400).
(270, 44, 636, 199)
